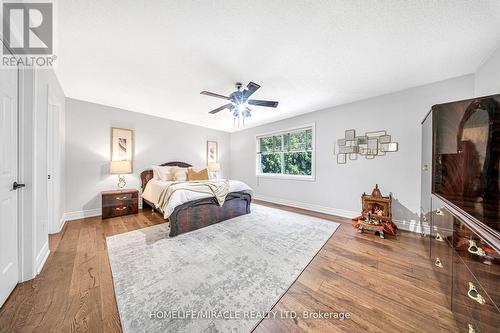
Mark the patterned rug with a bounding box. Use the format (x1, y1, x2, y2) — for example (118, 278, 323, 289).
(106, 204, 339, 333)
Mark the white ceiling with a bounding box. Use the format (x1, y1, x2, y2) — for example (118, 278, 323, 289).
(56, 0, 500, 132)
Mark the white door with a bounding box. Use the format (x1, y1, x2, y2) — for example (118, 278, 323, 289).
(0, 56, 19, 305)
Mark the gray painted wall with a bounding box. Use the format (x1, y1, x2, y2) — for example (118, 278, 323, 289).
(64, 98, 231, 215)
(475, 45, 500, 96)
(229, 75, 475, 231)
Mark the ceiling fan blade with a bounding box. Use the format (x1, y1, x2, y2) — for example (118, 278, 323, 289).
(208, 103, 232, 114)
(247, 99, 279, 108)
(200, 91, 230, 100)
(243, 82, 261, 99)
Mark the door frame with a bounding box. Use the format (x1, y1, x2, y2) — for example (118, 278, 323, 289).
(47, 94, 61, 234)
(17, 65, 30, 281)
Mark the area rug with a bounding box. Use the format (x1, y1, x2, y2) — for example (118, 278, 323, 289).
(106, 204, 339, 333)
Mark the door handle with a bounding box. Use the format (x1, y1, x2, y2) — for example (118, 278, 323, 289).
(12, 182, 26, 190)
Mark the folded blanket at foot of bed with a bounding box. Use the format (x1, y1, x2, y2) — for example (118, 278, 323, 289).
(157, 180, 230, 209)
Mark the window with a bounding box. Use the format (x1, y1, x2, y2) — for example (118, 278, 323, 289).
(256, 125, 314, 179)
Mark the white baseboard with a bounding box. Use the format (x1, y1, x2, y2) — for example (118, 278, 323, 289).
(63, 208, 101, 222)
(253, 194, 359, 219)
(35, 242, 50, 275)
(393, 220, 430, 234)
(254, 194, 427, 234)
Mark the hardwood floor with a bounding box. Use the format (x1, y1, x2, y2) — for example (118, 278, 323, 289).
(0, 201, 459, 333)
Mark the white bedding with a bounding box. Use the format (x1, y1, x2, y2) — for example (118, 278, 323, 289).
(142, 179, 253, 219)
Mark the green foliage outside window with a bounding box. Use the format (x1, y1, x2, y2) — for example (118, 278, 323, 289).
(284, 152, 312, 175)
(258, 128, 313, 176)
(260, 153, 281, 173)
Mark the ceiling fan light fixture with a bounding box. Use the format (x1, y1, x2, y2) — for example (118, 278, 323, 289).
(201, 81, 278, 126)
(237, 103, 247, 112)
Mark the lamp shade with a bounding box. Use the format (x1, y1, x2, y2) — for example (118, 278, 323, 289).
(207, 162, 220, 172)
(110, 160, 132, 174)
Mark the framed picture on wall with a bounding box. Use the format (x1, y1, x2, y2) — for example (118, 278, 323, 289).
(207, 140, 218, 164)
(111, 127, 134, 164)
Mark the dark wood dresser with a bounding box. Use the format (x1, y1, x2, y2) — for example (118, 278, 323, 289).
(101, 189, 139, 219)
(421, 95, 500, 333)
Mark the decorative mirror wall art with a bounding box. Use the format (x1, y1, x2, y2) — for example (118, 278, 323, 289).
(335, 129, 398, 164)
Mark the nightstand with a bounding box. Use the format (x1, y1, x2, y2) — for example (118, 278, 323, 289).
(101, 189, 139, 219)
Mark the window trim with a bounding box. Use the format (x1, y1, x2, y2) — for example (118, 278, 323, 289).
(255, 123, 316, 181)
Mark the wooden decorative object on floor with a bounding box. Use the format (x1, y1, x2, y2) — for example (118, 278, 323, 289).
(102, 189, 139, 219)
(353, 184, 398, 238)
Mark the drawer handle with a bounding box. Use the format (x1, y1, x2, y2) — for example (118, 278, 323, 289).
(434, 257, 443, 268)
(468, 324, 475, 333)
(116, 196, 129, 200)
(435, 209, 444, 216)
(115, 207, 127, 211)
(467, 240, 485, 257)
(467, 282, 486, 305)
(435, 233, 444, 242)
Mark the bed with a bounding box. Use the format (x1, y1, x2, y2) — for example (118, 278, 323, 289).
(140, 161, 252, 237)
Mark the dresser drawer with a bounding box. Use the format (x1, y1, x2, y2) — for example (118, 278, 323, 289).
(452, 255, 500, 333)
(101, 189, 138, 219)
(453, 218, 500, 310)
(421, 208, 431, 257)
(102, 203, 136, 219)
(430, 228, 453, 307)
(431, 196, 454, 238)
(103, 192, 135, 206)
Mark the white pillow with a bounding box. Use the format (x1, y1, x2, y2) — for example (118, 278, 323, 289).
(158, 166, 174, 181)
(173, 169, 187, 181)
(151, 165, 162, 180)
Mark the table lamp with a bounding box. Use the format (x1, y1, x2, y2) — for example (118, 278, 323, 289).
(208, 162, 220, 179)
(110, 160, 132, 189)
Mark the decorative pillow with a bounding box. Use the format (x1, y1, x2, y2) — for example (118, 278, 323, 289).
(187, 168, 209, 181)
(173, 169, 188, 181)
(151, 165, 162, 180)
(158, 166, 175, 181)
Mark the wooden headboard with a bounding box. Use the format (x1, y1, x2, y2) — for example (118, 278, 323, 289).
(140, 161, 192, 190)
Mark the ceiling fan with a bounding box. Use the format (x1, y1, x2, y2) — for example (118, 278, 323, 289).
(200, 82, 279, 126)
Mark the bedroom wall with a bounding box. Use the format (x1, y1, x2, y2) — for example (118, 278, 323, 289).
(64, 98, 230, 218)
(475, 44, 500, 96)
(229, 75, 475, 231)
